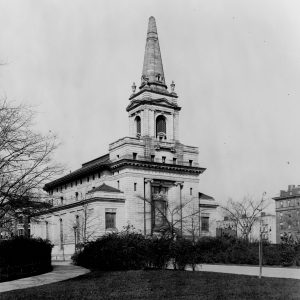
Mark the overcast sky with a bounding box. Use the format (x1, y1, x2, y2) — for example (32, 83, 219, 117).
(0, 0, 300, 208)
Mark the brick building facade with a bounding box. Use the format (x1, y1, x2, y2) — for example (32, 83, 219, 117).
(31, 17, 218, 259)
(273, 185, 300, 243)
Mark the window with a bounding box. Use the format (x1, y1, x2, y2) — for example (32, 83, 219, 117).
(60, 197, 64, 205)
(280, 201, 283, 208)
(18, 229, 24, 236)
(87, 176, 89, 182)
(117, 155, 119, 159)
(117, 180, 120, 190)
(162, 156, 166, 164)
(59, 218, 63, 249)
(280, 223, 284, 230)
(75, 180, 78, 186)
(45, 221, 49, 240)
(71, 182, 73, 188)
(201, 217, 209, 232)
(135, 116, 141, 136)
(190, 188, 193, 196)
(105, 211, 116, 229)
(80, 179, 82, 184)
(93, 174, 95, 180)
(173, 158, 177, 165)
(156, 115, 166, 139)
(133, 153, 137, 160)
(56, 188, 58, 192)
(134, 183, 137, 191)
(65, 184, 67, 190)
(151, 155, 155, 162)
(98, 173, 101, 178)
(189, 160, 193, 167)
(75, 192, 78, 200)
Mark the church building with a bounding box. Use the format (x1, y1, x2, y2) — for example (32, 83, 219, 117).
(32, 17, 218, 259)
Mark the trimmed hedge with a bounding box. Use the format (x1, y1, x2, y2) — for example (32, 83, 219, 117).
(0, 236, 53, 282)
(72, 231, 300, 271)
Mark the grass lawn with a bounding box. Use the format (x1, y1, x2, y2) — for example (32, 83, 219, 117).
(1, 270, 300, 300)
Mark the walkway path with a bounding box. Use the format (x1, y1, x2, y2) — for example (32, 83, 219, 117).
(0, 261, 89, 293)
(185, 264, 300, 279)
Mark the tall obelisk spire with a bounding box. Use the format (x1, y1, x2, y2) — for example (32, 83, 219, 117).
(140, 16, 167, 90)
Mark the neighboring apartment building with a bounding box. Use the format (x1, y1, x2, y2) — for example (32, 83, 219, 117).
(273, 185, 300, 243)
(216, 213, 276, 243)
(31, 17, 218, 259)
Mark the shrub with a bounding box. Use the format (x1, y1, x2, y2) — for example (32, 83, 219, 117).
(146, 236, 172, 269)
(73, 231, 148, 270)
(171, 239, 197, 270)
(0, 236, 53, 282)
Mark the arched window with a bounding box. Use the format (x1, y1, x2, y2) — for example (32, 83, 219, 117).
(156, 115, 166, 139)
(135, 116, 141, 136)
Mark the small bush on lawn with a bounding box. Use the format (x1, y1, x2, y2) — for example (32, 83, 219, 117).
(0, 236, 53, 282)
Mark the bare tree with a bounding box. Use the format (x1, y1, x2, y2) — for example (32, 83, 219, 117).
(69, 203, 100, 250)
(0, 99, 62, 229)
(138, 194, 205, 240)
(221, 193, 268, 241)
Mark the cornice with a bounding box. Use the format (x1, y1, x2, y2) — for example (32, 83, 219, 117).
(35, 197, 125, 215)
(111, 159, 205, 175)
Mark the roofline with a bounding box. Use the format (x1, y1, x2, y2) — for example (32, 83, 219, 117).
(34, 197, 125, 215)
(273, 195, 300, 201)
(43, 162, 111, 191)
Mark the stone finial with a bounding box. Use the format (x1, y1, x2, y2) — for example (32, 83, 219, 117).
(170, 81, 175, 92)
(131, 82, 136, 93)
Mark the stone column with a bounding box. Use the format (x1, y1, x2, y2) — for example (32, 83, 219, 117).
(174, 182, 184, 236)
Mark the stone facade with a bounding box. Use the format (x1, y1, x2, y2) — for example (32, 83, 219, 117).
(31, 16, 218, 259)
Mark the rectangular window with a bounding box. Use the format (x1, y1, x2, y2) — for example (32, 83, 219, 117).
(105, 212, 116, 229)
(18, 229, 24, 236)
(98, 173, 101, 178)
(117, 155, 119, 159)
(151, 155, 155, 162)
(173, 158, 177, 164)
(201, 217, 209, 232)
(87, 176, 89, 182)
(134, 183, 137, 191)
(189, 160, 193, 167)
(71, 182, 73, 188)
(75, 192, 78, 200)
(117, 180, 120, 190)
(80, 179, 82, 184)
(190, 188, 193, 196)
(133, 153, 137, 160)
(162, 156, 166, 164)
(59, 218, 63, 249)
(60, 197, 64, 205)
(93, 174, 95, 180)
(45, 221, 49, 240)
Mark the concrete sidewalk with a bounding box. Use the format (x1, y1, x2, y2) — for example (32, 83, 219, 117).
(185, 264, 300, 279)
(0, 261, 89, 293)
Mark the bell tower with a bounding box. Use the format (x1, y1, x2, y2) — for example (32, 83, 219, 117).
(127, 16, 180, 142)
